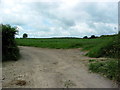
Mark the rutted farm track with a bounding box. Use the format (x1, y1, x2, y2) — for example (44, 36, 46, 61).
(2, 46, 117, 88)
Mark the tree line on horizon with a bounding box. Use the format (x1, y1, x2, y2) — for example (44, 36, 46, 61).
(21, 33, 117, 39)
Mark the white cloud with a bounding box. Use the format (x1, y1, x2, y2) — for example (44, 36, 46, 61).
(0, 0, 118, 38)
(20, 0, 118, 3)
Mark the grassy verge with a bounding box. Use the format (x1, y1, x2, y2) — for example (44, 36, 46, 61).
(86, 36, 118, 58)
(89, 59, 119, 83)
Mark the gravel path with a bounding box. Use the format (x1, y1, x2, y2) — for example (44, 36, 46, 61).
(2, 46, 117, 88)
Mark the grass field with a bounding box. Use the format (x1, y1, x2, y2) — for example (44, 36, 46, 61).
(16, 35, 118, 58)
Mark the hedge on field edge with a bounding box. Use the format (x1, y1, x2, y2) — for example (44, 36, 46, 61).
(2, 24, 20, 61)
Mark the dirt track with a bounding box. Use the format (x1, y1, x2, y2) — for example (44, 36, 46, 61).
(2, 46, 117, 88)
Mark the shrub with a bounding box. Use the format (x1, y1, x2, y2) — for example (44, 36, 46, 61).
(2, 24, 20, 61)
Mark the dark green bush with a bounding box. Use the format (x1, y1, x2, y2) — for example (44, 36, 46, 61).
(2, 24, 20, 61)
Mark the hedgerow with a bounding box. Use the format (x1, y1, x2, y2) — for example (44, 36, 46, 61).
(2, 24, 20, 61)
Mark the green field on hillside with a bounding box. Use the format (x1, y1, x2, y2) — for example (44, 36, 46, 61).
(16, 35, 118, 58)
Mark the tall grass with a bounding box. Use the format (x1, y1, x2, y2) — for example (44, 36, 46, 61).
(86, 36, 118, 58)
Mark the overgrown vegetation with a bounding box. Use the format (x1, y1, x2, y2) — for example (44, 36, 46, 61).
(86, 35, 119, 58)
(2, 24, 20, 61)
(89, 59, 119, 83)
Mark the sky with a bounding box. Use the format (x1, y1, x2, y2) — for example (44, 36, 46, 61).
(0, 0, 118, 38)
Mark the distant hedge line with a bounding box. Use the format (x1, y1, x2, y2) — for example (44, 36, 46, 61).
(2, 24, 20, 61)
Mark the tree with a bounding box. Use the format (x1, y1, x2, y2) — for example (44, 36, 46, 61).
(119, 30, 120, 34)
(83, 36, 88, 39)
(23, 33, 28, 38)
(90, 35, 96, 39)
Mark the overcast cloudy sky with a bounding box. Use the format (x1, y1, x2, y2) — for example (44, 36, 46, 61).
(0, 0, 118, 38)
